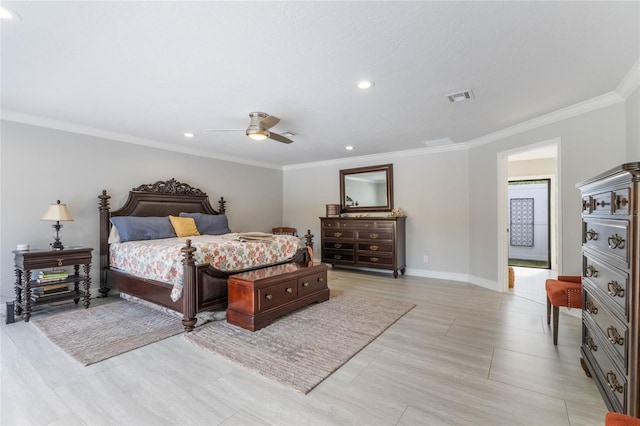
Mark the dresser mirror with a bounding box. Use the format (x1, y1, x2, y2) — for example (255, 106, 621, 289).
(340, 164, 393, 212)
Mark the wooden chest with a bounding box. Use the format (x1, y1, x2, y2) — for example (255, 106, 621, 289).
(227, 262, 329, 331)
(320, 216, 406, 278)
(577, 162, 640, 416)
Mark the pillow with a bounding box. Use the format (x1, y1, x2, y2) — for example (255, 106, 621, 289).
(107, 225, 120, 244)
(110, 216, 176, 242)
(169, 215, 200, 237)
(179, 212, 231, 235)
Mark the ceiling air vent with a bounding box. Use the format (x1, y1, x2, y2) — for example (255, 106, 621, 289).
(446, 90, 474, 103)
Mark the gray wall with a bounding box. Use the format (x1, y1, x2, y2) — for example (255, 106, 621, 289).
(283, 148, 471, 280)
(627, 86, 640, 159)
(284, 100, 631, 289)
(468, 102, 628, 282)
(0, 121, 284, 299)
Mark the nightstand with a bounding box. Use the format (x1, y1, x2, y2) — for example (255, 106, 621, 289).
(12, 247, 93, 322)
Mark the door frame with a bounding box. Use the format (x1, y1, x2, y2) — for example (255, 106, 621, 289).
(497, 138, 561, 292)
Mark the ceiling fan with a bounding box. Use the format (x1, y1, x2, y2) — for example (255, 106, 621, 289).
(204, 112, 294, 144)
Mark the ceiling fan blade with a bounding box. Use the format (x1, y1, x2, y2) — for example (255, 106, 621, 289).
(259, 115, 280, 130)
(269, 132, 294, 144)
(203, 129, 244, 132)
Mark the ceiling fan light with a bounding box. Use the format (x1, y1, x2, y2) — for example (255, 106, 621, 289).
(247, 129, 268, 141)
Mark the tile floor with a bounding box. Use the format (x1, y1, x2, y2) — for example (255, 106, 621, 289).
(1, 268, 606, 425)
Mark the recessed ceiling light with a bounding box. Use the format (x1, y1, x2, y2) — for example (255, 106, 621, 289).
(0, 7, 20, 20)
(357, 80, 375, 89)
(345, 146, 354, 151)
(184, 132, 195, 138)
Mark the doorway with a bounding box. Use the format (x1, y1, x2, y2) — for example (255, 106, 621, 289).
(508, 179, 551, 269)
(497, 140, 560, 303)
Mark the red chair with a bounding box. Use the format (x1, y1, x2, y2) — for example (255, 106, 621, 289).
(605, 412, 640, 425)
(545, 275, 582, 345)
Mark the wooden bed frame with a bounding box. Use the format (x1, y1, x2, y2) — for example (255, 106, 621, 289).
(98, 179, 313, 331)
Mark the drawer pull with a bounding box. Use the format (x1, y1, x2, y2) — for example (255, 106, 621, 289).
(606, 371, 623, 394)
(334, 243, 342, 249)
(595, 200, 608, 208)
(582, 199, 591, 211)
(607, 326, 624, 345)
(302, 282, 309, 287)
(370, 245, 379, 251)
(585, 265, 598, 278)
(607, 281, 625, 297)
(616, 196, 628, 208)
(265, 294, 273, 300)
(586, 337, 598, 352)
(333, 232, 342, 238)
(585, 229, 598, 241)
(607, 234, 625, 249)
(286, 287, 293, 293)
(333, 255, 342, 260)
(317, 277, 324, 282)
(585, 301, 598, 315)
(57, 259, 64, 267)
(370, 257, 379, 262)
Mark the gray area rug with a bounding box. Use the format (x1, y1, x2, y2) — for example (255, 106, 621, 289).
(32, 301, 185, 366)
(185, 291, 415, 394)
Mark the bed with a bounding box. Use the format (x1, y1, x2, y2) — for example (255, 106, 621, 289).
(98, 179, 312, 331)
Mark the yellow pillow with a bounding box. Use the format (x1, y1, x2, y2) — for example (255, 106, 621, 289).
(169, 215, 200, 237)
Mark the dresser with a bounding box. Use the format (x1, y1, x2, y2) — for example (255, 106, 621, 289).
(576, 162, 639, 416)
(320, 216, 406, 278)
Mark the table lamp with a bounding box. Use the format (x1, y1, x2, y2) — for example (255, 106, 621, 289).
(41, 200, 74, 250)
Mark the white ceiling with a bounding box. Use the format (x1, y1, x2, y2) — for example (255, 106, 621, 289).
(1, 1, 638, 168)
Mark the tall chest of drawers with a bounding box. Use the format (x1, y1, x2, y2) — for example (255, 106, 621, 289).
(320, 216, 406, 278)
(576, 162, 640, 416)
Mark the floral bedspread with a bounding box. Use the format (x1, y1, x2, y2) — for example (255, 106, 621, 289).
(109, 234, 302, 301)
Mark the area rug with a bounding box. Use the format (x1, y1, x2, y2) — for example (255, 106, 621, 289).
(185, 292, 415, 394)
(31, 301, 185, 366)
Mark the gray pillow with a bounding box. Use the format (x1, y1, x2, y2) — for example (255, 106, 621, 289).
(179, 212, 231, 235)
(110, 216, 176, 242)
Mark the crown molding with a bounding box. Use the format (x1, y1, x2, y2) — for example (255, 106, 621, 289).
(466, 91, 625, 149)
(616, 59, 640, 99)
(283, 143, 468, 171)
(0, 110, 282, 170)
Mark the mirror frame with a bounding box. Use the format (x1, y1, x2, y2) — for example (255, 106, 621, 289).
(340, 164, 394, 213)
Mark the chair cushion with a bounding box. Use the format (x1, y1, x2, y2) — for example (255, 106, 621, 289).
(545, 279, 583, 309)
(605, 412, 640, 426)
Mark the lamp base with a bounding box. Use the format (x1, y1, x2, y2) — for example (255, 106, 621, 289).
(50, 241, 64, 251)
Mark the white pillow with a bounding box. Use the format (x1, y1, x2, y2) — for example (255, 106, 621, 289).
(107, 225, 120, 244)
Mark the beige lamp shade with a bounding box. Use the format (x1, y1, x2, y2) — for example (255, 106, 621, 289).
(41, 200, 74, 221)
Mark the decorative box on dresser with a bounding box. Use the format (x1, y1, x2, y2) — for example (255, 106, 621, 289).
(320, 216, 406, 278)
(577, 162, 640, 417)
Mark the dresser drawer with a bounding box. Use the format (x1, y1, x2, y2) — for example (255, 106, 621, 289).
(322, 229, 354, 239)
(583, 252, 629, 319)
(592, 191, 613, 215)
(356, 230, 393, 241)
(612, 188, 630, 216)
(357, 242, 393, 253)
(257, 279, 297, 312)
(322, 250, 355, 263)
(583, 219, 630, 267)
(297, 271, 327, 297)
(357, 254, 393, 266)
(323, 241, 354, 251)
(583, 323, 626, 412)
(584, 289, 628, 369)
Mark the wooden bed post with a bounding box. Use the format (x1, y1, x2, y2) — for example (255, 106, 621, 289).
(181, 240, 198, 332)
(98, 190, 111, 297)
(304, 229, 314, 262)
(218, 197, 226, 215)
